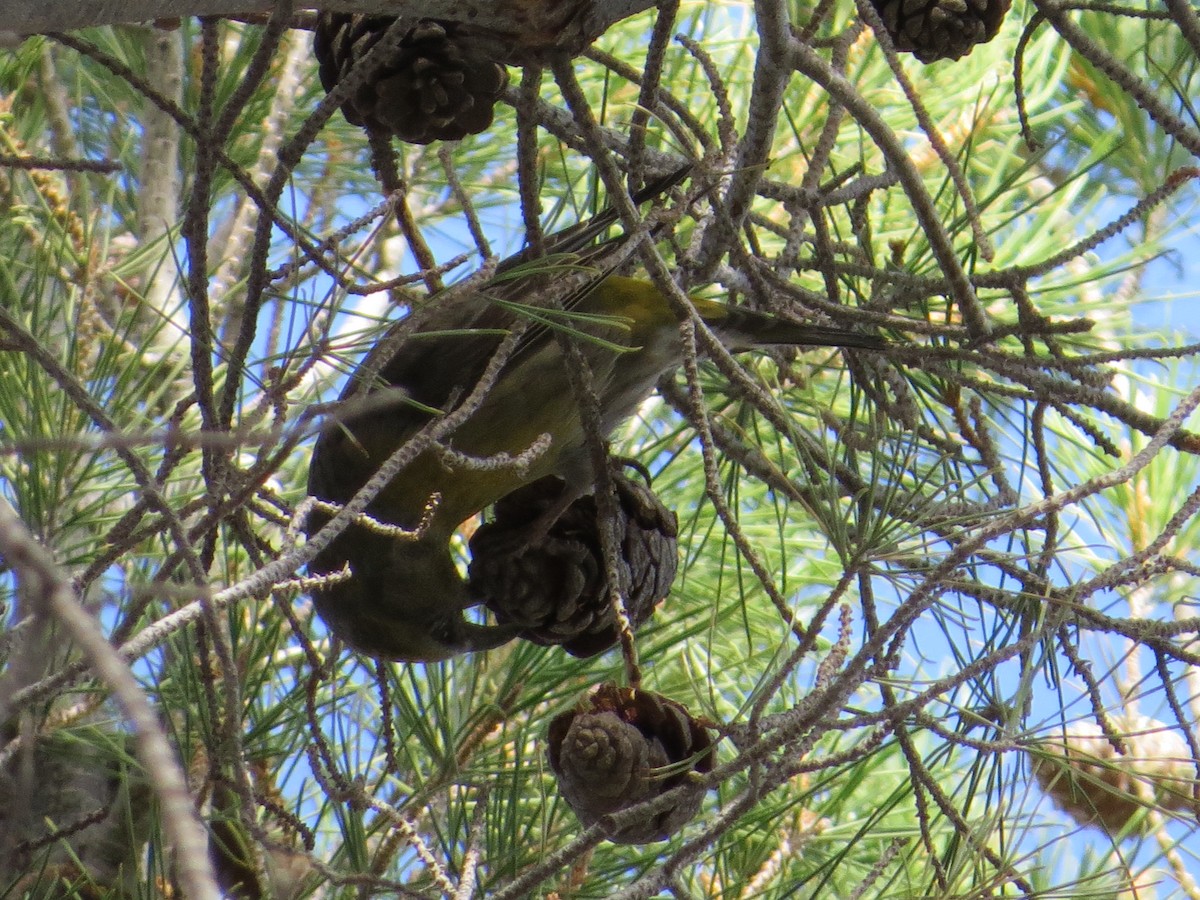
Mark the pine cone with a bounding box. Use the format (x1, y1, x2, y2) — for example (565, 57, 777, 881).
(1030, 715, 1199, 835)
(312, 14, 509, 144)
(547, 685, 715, 844)
(467, 468, 679, 657)
(868, 0, 1011, 62)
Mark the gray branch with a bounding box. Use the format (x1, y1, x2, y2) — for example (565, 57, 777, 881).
(9, 0, 655, 49)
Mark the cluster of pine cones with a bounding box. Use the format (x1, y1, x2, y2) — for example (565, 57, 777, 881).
(465, 468, 706, 842)
(312, 0, 1012, 149)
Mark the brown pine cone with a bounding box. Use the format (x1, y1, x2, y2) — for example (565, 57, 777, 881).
(868, 0, 1011, 62)
(312, 14, 509, 144)
(547, 685, 715, 844)
(1030, 715, 1199, 836)
(467, 468, 679, 658)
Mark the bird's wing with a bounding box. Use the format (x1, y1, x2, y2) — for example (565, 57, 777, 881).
(309, 165, 694, 504)
(339, 163, 695, 407)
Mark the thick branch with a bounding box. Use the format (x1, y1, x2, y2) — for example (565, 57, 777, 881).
(10, 0, 654, 62)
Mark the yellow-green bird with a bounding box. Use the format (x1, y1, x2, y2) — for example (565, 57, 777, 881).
(305, 169, 885, 662)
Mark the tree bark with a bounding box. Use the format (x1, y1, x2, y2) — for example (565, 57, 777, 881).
(9, 0, 656, 59)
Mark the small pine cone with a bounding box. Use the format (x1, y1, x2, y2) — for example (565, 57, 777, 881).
(868, 0, 1011, 62)
(313, 14, 509, 144)
(1030, 715, 1198, 836)
(467, 469, 678, 658)
(547, 685, 715, 844)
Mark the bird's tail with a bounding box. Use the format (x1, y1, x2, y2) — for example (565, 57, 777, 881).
(693, 298, 887, 352)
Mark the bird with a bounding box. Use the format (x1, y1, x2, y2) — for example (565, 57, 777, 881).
(304, 168, 886, 662)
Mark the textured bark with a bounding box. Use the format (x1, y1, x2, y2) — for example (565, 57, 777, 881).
(9, 0, 655, 61)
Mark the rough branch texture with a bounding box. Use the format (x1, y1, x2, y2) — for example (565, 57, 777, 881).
(9, 0, 655, 55)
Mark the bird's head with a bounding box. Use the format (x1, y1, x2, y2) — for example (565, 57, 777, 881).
(308, 525, 521, 662)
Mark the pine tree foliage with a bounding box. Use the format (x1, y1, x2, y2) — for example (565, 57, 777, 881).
(0, 2, 1198, 897)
